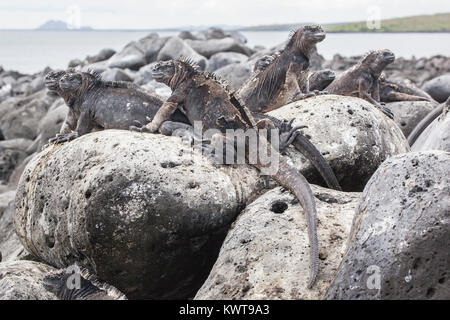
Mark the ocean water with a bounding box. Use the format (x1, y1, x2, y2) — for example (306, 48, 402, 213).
(0, 30, 449, 74)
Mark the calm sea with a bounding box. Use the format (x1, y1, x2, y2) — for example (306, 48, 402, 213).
(0, 30, 449, 74)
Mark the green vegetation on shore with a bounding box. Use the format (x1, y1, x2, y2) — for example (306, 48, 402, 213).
(240, 13, 450, 32)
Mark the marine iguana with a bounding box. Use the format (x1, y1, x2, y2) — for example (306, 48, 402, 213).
(325, 49, 396, 119)
(45, 70, 340, 190)
(237, 25, 327, 114)
(407, 96, 450, 146)
(44, 69, 190, 144)
(251, 54, 335, 92)
(133, 59, 322, 288)
(303, 69, 336, 92)
(379, 75, 436, 103)
(43, 265, 127, 300)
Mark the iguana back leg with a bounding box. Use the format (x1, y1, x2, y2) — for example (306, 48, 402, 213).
(255, 115, 342, 191)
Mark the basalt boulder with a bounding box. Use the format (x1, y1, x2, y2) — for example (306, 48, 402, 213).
(389, 100, 437, 137)
(195, 185, 361, 300)
(101, 68, 134, 82)
(412, 107, 450, 152)
(108, 33, 164, 70)
(325, 151, 450, 300)
(0, 139, 33, 184)
(26, 100, 68, 154)
(86, 48, 116, 64)
(185, 38, 255, 59)
(157, 37, 208, 71)
(0, 90, 57, 140)
(207, 52, 249, 73)
(214, 62, 252, 92)
(14, 130, 265, 299)
(0, 261, 58, 300)
(422, 74, 450, 103)
(268, 95, 410, 191)
(0, 191, 28, 262)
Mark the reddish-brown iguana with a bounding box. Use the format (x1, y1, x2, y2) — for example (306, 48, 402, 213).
(325, 49, 396, 119)
(237, 25, 327, 114)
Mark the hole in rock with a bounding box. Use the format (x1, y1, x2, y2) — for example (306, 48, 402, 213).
(271, 201, 288, 214)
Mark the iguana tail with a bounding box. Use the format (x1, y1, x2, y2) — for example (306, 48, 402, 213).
(291, 134, 342, 191)
(43, 265, 126, 300)
(259, 155, 319, 289)
(408, 103, 444, 146)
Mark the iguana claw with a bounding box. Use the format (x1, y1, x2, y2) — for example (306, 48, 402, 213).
(51, 132, 79, 144)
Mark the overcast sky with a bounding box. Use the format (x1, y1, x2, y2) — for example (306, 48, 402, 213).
(0, 0, 448, 29)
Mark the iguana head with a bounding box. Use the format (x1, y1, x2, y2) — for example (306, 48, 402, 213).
(151, 60, 177, 85)
(59, 72, 83, 91)
(152, 59, 198, 89)
(45, 70, 67, 92)
(287, 24, 326, 55)
(361, 49, 395, 75)
(316, 69, 336, 82)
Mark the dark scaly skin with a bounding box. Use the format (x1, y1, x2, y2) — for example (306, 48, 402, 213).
(251, 54, 335, 93)
(253, 113, 341, 191)
(326, 49, 396, 119)
(379, 75, 436, 103)
(237, 56, 341, 190)
(43, 266, 126, 300)
(237, 25, 326, 114)
(44, 70, 190, 144)
(306, 69, 336, 92)
(408, 96, 450, 146)
(135, 59, 320, 288)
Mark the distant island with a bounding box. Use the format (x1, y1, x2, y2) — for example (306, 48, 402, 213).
(36, 20, 93, 31)
(33, 13, 450, 33)
(239, 13, 450, 32)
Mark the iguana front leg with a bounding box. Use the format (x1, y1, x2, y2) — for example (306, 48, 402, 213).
(53, 110, 93, 144)
(359, 79, 394, 119)
(131, 85, 187, 133)
(286, 64, 313, 103)
(142, 101, 179, 133)
(372, 79, 381, 102)
(49, 109, 78, 143)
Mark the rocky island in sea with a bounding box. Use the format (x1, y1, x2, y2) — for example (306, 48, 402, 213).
(0, 26, 449, 300)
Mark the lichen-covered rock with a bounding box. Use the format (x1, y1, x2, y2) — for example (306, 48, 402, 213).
(389, 100, 437, 137)
(422, 74, 450, 103)
(325, 151, 450, 300)
(195, 185, 360, 300)
(14, 130, 264, 299)
(268, 95, 410, 191)
(0, 261, 58, 300)
(412, 108, 450, 152)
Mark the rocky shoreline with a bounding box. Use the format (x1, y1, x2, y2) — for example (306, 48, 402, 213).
(0, 27, 449, 300)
